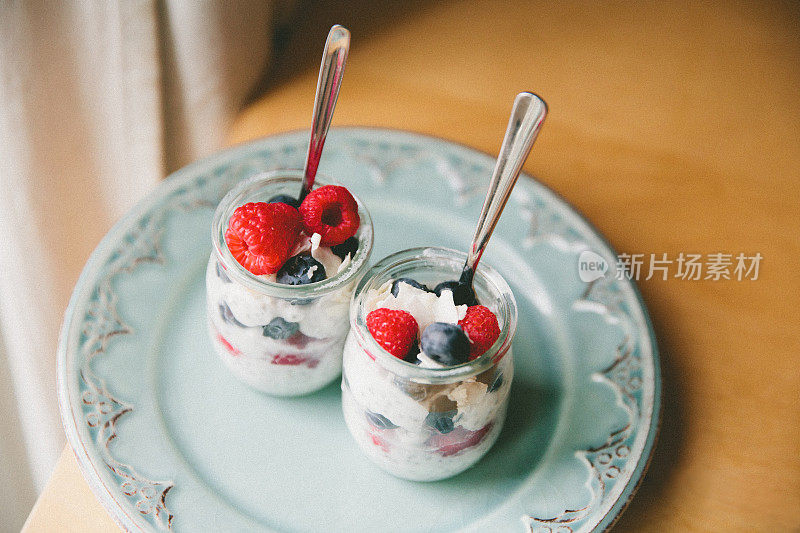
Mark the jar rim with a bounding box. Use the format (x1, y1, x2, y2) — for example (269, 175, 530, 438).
(212, 169, 374, 298)
(349, 247, 517, 383)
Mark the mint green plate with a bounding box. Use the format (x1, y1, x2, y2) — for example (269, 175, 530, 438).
(58, 128, 660, 532)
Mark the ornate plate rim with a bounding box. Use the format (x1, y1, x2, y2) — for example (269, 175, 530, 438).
(57, 126, 661, 532)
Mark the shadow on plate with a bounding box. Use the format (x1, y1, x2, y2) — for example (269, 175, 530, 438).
(437, 376, 561, 487)
(610, 296, 687, 530)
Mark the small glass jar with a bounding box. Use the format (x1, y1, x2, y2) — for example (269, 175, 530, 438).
(342, 247, 517, 481)
(207, 170, 373, 396)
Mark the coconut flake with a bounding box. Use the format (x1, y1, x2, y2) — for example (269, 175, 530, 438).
(448, 380, 488, 406)
(336, 252, 352, 274)
(416, 351, 446, 369)
(309, 233, 342, 277)
(433, 289, 468, 324)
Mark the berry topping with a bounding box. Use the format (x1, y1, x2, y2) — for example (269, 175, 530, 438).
(219, 302, 246, 328)
(458, 305, 501, 360)
(391, 277, 429, 297)
(420, 322, 471, 366)
(366, 411, 398, 430)
(425, 410, 456, 434)
(299, 185, 360, 246)
(433, 280, 477, 306)
(366, 308, 419, 358)
(225, 202, 302, 275)
(276, 254, 327, 285)
(267, 194, 301, 209)
(330, 236, 359, 260)
(262, 317, 300, 339)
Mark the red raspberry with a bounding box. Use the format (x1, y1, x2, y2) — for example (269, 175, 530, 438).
(285, 331, 313, 349)
(215, 333, 240, 356)
(271, 354, 319, 368)
(299, 185, 360, 246)
(430, 424, 492, 457)
(225, 202, 301, 275)
(370, 432, 390, 452)
(458, 305, 501, 360)
(366, 308, 418, 358)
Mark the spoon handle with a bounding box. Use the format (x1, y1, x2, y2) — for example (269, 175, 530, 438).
(300, 25, 350, 201)
(461, 92, 548, 283)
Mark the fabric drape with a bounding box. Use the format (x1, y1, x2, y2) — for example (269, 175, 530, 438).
(0, 2, 288, 526)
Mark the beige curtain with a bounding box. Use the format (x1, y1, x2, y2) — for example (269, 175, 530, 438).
(0, 1, 290, 527)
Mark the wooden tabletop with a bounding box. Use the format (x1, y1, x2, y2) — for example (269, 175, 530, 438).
(24, 1, 799, 531)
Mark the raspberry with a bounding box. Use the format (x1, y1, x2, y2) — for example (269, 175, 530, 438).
(299, 185, 360, 246)
(370, 432, 390, 452)
(430, 424, 492, 457)
(366, 308, 419, 358)
(285, 331, 313, 349)
(458, 305, 501, 360)
(215, 333, 240, 356)
(271, 354, 319, 368)
(225, 202, 301, 275)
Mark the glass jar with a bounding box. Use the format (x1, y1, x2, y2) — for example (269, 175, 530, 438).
(207, 170, 373, 396)
(342, 247, 517, 481)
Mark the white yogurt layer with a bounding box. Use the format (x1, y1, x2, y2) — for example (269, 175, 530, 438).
(205, 244, 355, 396)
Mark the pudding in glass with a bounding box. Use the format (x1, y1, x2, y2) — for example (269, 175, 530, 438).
(342, 247, 516, 480)
(207, 170, 373, 396)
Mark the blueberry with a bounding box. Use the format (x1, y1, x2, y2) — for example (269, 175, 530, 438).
(488, 372, 504, 392)
(215, 261, 231, 283)
(433, 280, 477, 306)
(219, 302, 246, 327)
(366, 411, 398, 430)
(276, 254, 327, 285)
(420, 322, 471, 366)
(391, 278, 429, 297)
(262, 317, 299, 339)
(267, 194, 300, 209)
(330, 236, 359, 260)
(425, 410, 456, 434)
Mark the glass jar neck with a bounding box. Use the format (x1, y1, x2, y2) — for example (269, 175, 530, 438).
(212, 170, 373, 298)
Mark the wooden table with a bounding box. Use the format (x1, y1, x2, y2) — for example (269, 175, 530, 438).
(24, 1, 799, 531)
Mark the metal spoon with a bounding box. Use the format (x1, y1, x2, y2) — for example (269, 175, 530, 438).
(436, 92, 548, 304)
(298, 24, 350, 202)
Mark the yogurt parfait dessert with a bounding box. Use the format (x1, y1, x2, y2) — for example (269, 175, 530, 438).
(342, 247, 517, 481)
(207, 170, 373, 396)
